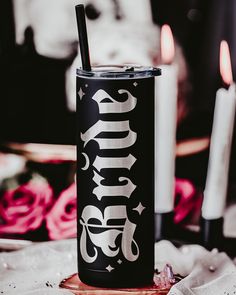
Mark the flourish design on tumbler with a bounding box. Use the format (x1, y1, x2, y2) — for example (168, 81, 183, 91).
(81, 152, 90, 171)
(78, 88, 85, 100)
(133, 202, 146, 215)
(106, 265, 115, 272)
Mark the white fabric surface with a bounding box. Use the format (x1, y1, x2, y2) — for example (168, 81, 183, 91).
(156, 241, 236, 294)
(0, 239, 235, 294)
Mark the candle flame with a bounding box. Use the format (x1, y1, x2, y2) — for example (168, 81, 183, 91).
(220, 40, 233, 85)
(161, 24, 175, 64)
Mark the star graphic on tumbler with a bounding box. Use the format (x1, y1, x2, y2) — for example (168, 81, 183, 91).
(117, 259, 122, 264)
(106, 265, 114, 272)
(133, 82, 138, 87)
(78, 88, 85, 100)
(133, 202, 146, 215)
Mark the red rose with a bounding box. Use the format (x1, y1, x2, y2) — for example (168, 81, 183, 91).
(46, 182, 76, 240)
(174, 178, 203, 224)
(0, 175, 53, 234)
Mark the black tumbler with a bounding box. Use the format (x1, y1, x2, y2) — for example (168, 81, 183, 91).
(77, 65, 161, 288)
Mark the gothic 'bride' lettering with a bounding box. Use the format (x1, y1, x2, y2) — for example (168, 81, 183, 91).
(81, 120, 137, 149)
(92, 89, 137, 114)
(92, 170, 136, 200)
(80, 205, 139, 263)
(93, 154, 136, 172)
(80, 87, 140, 265)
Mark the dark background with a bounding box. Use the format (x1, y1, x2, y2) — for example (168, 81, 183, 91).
(151, 0, 236, 189)
(0, 0, 236, 187)
(152, 0, 236, 110)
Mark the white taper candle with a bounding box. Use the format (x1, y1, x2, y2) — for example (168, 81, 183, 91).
(202, 40, 236, 220)
(155, 64, 178, 213)
(202, 84, 236, 219)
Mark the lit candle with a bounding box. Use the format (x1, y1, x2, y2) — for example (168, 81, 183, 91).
(155, 25, 178, 214)
(202, 41, 236, 220)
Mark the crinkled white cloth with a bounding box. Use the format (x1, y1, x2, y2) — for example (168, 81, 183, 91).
(0, 239, 236, 294)
(155, 241, 236, 294)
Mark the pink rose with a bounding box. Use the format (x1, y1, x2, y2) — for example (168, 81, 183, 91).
(0, 176, 53, 234)
(46, 183, 76, 240)
(174, 178, 203, 224)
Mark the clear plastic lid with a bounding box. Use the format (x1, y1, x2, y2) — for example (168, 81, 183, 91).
(77, 65, 161, 78)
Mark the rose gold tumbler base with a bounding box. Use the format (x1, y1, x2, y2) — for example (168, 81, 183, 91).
(60, 273, 181, 295)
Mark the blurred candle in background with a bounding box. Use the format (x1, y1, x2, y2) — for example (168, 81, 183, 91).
(155, 25, 178, 214)
(202, 40, 236, 220)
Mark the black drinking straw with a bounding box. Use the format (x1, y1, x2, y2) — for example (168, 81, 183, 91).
(75, 4, 91, 71)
